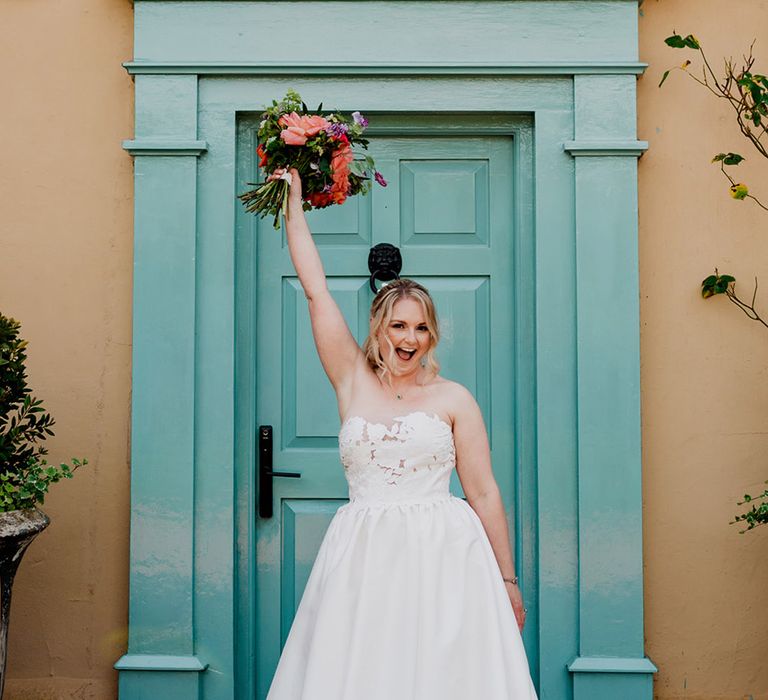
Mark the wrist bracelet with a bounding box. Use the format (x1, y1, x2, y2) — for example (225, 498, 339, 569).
(502, 576, 518, 585)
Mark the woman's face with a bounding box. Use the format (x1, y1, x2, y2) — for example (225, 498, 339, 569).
(375, 296, 431, 377)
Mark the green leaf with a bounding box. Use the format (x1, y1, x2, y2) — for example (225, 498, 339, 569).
(683, 35, 700, 50)
(701, 272, 735, 298)
(665, 34, 687, 49)
(348, 160, 369, 177)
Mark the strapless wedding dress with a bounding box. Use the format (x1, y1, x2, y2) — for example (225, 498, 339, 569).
(266, 410, 538, 699)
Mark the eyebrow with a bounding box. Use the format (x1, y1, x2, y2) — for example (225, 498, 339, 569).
(391, 319, 427, 324)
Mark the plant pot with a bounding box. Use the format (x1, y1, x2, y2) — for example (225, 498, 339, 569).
(0, 508, 50, 700)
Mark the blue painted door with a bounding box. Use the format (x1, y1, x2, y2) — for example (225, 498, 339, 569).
(246, 116, 534, 697)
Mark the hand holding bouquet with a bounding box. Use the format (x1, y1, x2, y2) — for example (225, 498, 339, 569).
(238, 90, 387, 229)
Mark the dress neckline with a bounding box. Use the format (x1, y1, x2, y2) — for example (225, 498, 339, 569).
(340, 410, 452, 434)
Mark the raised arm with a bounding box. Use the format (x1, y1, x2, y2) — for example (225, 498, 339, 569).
(269, 167, 364, 399)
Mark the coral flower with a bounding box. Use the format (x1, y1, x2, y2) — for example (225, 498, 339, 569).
(331, 142, 353, 167)
(330, 144, 353, 186)
(279, 112, 330, 146)
(256, 143, 268, 168)
(306, 191, 334, 208)
(303, 145, 354, 209)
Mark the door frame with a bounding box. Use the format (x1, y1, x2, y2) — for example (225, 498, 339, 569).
(236, 111, 537, 698)
(117, 3, 654, 699)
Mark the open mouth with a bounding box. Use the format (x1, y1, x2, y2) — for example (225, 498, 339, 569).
(396, 348, 417, 361)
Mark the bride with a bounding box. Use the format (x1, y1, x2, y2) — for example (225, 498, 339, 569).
(266, 167, 538, 700)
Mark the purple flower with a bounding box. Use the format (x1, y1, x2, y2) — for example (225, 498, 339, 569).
(325, 122, 349, 139)
(352, 111, 369, 128)
(321, 183, 333, 194)
(374, 171, 388, 187)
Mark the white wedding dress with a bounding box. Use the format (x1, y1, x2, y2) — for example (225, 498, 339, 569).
(266, 410, 539, 699)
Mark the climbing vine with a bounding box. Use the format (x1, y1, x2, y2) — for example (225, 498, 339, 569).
(662, 32, 768, 532)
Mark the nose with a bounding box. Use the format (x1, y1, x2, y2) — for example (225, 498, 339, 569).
(406, 328, 417, 343)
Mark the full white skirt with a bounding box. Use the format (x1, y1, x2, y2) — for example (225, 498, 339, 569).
(266, 494, 539, 700)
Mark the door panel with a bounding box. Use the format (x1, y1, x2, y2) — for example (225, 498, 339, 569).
(401, 159, 490, 245)
(253, 127, 516, 698)
(279, 498, 347, 642)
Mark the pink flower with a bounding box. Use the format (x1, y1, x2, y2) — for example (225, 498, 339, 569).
(278, 112, 330, 146)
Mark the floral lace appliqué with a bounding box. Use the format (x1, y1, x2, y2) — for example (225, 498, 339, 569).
(338, 411, 456, 496)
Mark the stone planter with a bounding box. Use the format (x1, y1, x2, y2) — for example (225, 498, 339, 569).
(0, 508, 50, 699)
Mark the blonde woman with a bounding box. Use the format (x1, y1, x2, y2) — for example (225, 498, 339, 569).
(266, 167, 538, 700)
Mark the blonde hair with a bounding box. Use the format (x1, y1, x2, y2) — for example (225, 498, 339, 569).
(362, 278, 440, 386)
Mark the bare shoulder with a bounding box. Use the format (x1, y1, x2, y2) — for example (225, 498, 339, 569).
(430, 377, 480, 424)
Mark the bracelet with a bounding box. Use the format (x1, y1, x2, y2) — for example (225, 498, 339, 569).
(502, 576, 518, 585)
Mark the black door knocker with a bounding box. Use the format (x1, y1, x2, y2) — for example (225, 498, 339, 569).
(368, 243, 402, 293)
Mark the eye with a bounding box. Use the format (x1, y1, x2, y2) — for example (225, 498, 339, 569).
(417, 325, 428, 332)
(391, 322, 404, 329)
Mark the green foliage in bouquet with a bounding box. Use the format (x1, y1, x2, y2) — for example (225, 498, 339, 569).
(0, 313, 86, 511)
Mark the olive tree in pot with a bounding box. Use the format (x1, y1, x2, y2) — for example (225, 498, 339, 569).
(0, 313, 86, 698)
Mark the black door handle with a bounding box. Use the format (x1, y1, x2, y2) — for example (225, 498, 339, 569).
(258, 425, 301, 519)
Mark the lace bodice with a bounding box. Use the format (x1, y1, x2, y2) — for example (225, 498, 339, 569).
(338, 410, 456, 504)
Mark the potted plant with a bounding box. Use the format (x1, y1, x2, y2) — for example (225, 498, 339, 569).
(0, 312, 86, 698)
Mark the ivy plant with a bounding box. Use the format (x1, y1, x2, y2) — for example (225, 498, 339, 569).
(0, 313, 86, 512)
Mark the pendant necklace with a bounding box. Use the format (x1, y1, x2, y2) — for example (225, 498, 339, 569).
(390, 367, 426, 401)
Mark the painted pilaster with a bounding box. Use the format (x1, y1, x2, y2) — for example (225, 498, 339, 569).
(115, 74, 208, 698)
(567, 73, 655, 699)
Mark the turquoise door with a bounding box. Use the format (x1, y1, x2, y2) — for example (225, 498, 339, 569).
(244, 116, 536, 697)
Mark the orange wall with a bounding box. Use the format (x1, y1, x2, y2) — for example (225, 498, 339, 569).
(639, 1, 768, 699)
(0, 0, 767, 699)
(0, 0, 133, 698)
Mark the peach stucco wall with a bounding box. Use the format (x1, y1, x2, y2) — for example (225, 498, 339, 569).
(0, 0, 134, 698)
(0, 1, 766, 699)
(639, 2, 768, 699)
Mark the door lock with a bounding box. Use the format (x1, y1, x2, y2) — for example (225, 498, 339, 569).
(258, 425, 301, 519)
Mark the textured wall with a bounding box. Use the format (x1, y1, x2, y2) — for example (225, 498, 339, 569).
(0, 0, 133, 698)
(638, 1, 768, 699)
(1, 0, 767, 699)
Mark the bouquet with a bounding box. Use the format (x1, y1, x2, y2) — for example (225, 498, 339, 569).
(239, 90, 387, 229)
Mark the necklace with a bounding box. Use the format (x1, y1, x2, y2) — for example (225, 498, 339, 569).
(379, 375, 410, 401)
(390, 377, 422, 401)
(379, 367, 426, 402)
